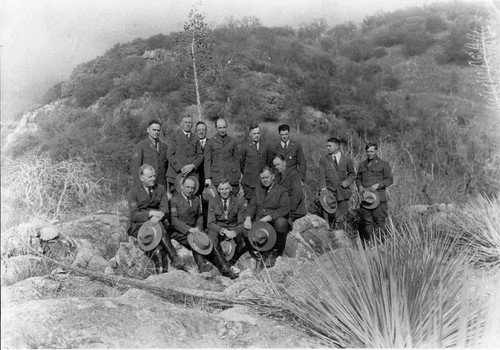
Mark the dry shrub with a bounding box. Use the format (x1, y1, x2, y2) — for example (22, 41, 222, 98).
(446, 194, 500, 268)
(256, 219, 488, 347)
(1, 153, 111, 227)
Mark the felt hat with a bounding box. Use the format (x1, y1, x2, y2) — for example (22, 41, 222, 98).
(187, 231, 213, 255)
(220, 239, 236, 261)
(248, 221, 277, 252)
(319, 189, 338, 214)
(174, 174, 200, 195)
(361, 191, 380, 210)
(202, 185, 218, 201)
(137, 220, 163, 251)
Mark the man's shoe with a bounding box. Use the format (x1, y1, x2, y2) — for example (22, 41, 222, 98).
(198, 262, 213, 273)
(221, 267, 239, 280)
(171, 257, 187, 271)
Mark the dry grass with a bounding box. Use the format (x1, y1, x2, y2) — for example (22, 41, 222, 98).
(255, 217, 489, 347)
(446, 194, 500, 268)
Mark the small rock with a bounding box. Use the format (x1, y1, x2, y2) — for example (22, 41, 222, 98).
(88, 255, 109, 272)
(71, 247, 97, 269)
(438, 203, 447, 212)
(218, 306, 259, 325)
(446, 203, 455, 212)
(408, 204, 429, 215)
(104, 265, 115, 275)
(40, 227, 60, 241)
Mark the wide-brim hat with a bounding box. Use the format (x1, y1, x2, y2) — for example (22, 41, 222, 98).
(174, 174, 199, 194)
(137, 220, 162, 251)
(202, 185, 217, 201)
(187, 231, 213, 255)
(220, 239, 236, 261)
(248, 221, 277, 252)
(319, 189, 338, 214)
(362, 191, 380, 210)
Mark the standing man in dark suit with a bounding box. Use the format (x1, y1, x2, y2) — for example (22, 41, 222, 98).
(319, 137, 356, 229)
(170, 177, 238, 279)
(244, 166, 290, 268)
(356, 142, 393, 243)
(166, 115, 203, 195)
(204, 118, 241, 196)
(131, 120, 168, 187)
(126, 164, 184, 272)
(240, 124, 272, 202)
(272, 124, 307, 183)
(273, 154, 306, 222)
(207, 180, 247, 268)
(195, 120, 209, 228)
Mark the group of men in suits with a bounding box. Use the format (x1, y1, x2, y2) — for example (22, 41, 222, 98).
(126, 115, 393, 277)
(127, 116, 308, 276)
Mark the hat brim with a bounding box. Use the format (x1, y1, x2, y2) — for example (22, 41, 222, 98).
(221, 239, 236, 261)
(187, 231, 213, 255)
(137, 221, 163, 251)
(320, 190, 338, 214)
(362, 192, 381, 210)
(175, 174, 200, 195)
(202, 186, 218, 201)
(248, 221, 277, 252)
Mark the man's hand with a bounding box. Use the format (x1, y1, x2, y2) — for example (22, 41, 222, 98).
(341, 180, 349, 188)
(150, 216, 161, 225)
(149, 210, 164, 218)
(259, 215, 272, 222)
(188, 227, 202, 235)
(205, 179, 212, 187)
(244, 217, 252, 230)
(180, 164, 195, 175)
(223, 229, 237, 239)
(370, 183, 379, 191)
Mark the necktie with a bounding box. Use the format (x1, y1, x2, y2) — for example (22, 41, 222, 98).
(155, 140, 159, 152)
(223, 199, 228, 211)
(333, 155, 338, 167)
(148, 187, 153, 199)
(255, 142, 259, 151)
(189, 198, 192, 208)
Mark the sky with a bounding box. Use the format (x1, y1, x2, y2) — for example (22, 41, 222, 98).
(0, 0, 488, 121)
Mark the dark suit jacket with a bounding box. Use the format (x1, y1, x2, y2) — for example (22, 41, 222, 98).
(204, 134, 241, 185)
(318, 152, 356, 201)
(356, 155, 393, 202)
(126, 183, 169, 237)
(131, 138, 168, 187)
(197, 137, 208, 191)
(240, 140, 272, 189)
(246, 183, 290, 221)
(170, 193, 203, 234)
(272, 140, 307, 181)
(166, 129, 203, 183)
(276, 168, 306, 217)
(207, 195, 246, 233)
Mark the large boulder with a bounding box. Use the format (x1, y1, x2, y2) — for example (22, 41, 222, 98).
(285, 214, 352, 259)
(2, 292, 324, 348)
(54, 213, 129, 260)
(112, 241, 152, 278)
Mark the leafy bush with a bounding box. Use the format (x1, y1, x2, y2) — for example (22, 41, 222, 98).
(403, 30, 435, 56)
(425, 14, 447, 33)
(256, 220, 487, 347)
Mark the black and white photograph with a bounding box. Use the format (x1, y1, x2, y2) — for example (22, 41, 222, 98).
(1, 0, 499, 347)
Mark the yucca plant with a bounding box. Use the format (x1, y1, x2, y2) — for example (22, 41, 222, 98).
(446, 195, 500, 268)
(256, 219, 487, 347)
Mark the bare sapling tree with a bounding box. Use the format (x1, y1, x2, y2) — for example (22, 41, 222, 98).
(174, 5, 215, 122)
(466, 9, 500, 110)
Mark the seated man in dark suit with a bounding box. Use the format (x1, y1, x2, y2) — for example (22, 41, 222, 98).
(244, 166, 290, 268)
(273, 154, 306, 222)
(126, 164, 184, 272)
(207, 179, 247, 269)
(170, 177, 239, 279)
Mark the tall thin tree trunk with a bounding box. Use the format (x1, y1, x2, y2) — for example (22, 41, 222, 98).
(190, 32, 203, 122)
